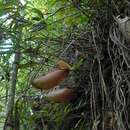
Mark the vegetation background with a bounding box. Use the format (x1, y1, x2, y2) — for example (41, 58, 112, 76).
(0, 0, 130, 130)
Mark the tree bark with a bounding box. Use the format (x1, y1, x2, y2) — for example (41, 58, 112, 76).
(3, 51, 20, 130)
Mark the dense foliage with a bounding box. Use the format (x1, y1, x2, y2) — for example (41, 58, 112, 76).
(0, 0, 130, 130)
(0, 0, 93, 129)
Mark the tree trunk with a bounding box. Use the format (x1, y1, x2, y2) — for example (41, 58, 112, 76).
(3, 51, 20, 130)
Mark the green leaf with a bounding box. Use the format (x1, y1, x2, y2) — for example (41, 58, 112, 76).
(72, 58, 85, 70)
(31, 8, 44, 18)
